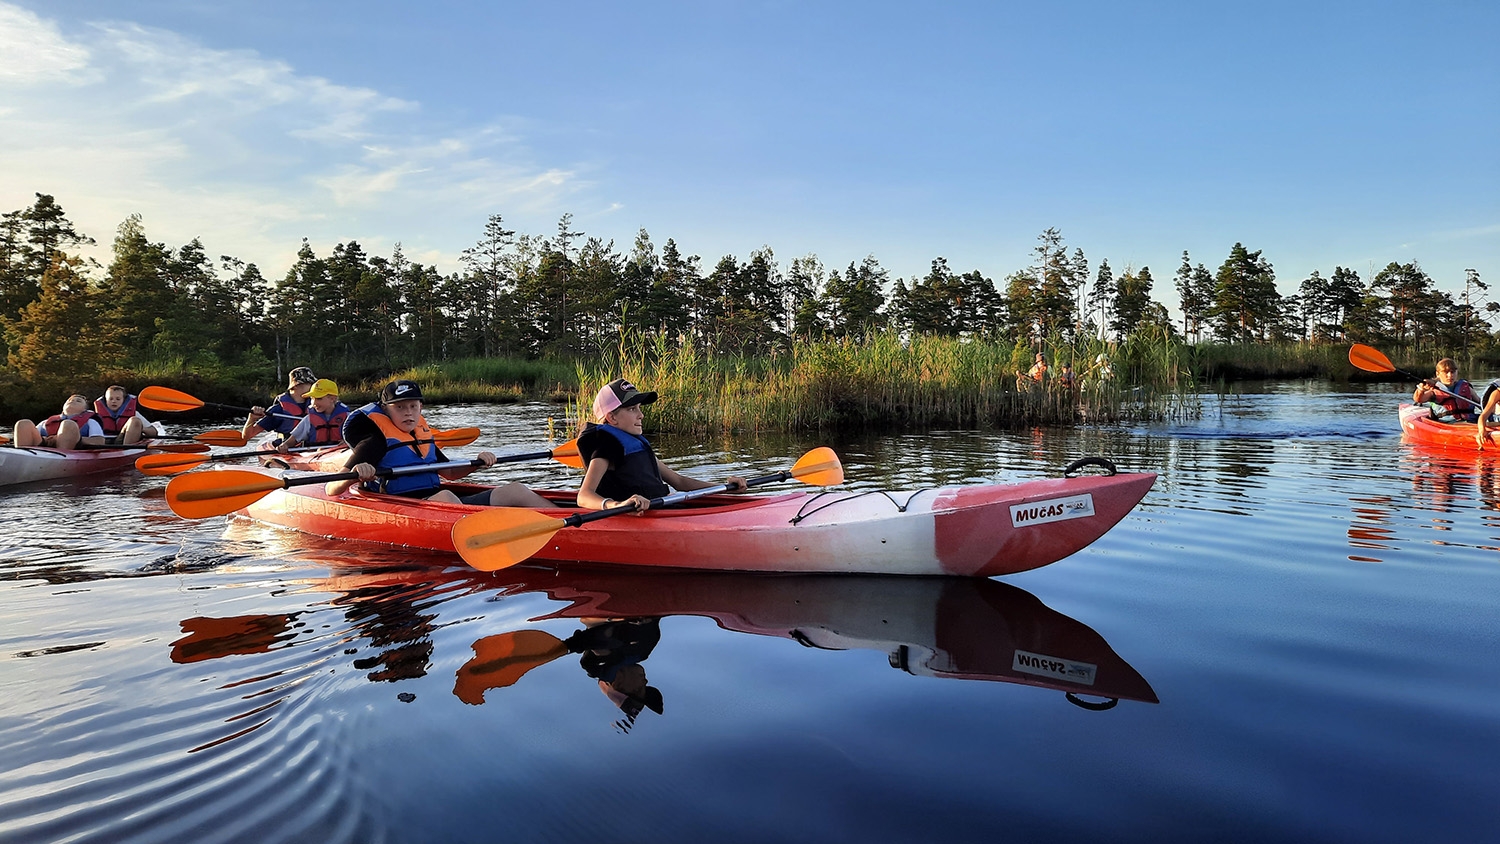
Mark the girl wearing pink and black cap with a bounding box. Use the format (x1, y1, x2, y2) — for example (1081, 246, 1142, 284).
(575, 378, 746, 513)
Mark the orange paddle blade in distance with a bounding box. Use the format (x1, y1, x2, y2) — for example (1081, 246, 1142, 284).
(552, 438, 583, 469)
(136, 452, 211, 475)
(195, 429, 251, 447)
(789, 446, 844, 486)
(1348, 343, 1396, 374)
(147, 442, 212, 453)
(166, 469, 287, 519)
(139, 386, 207, 413)
(451, 508, 567, 572)
(453, 630, 569, 704)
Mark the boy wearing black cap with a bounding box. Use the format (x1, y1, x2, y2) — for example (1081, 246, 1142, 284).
(327, 379, 555, 507)
(241, 366, 317, 445)
(575, 378, 746, 512)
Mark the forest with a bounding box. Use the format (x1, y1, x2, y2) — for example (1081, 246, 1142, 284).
(1, 192, 1491, 425)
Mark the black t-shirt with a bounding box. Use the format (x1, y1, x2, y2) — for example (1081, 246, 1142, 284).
(577, 425, 669, 500)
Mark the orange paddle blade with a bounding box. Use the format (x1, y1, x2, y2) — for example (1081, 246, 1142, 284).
(790, 446, 844, 486)
(0, 434, 9, 445)
(139, 385, 207, 412)
(552, 438, 583, 469)
(451, 508, 567, 572)
(146, 442, 212, 453)
(166, 469, 286, 519)
(1348, 343, 1396, 374)
(195, 429, 251, 447)
(433, 427, 482, 447)
(453, 630, 568, 704)
(136, 452, 211, 475)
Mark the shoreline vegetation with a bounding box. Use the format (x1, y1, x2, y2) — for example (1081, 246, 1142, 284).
(3, 194, 1489, 433)
(25, 335, 1476, 437)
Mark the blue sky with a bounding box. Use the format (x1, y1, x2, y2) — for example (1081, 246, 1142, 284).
(1, 0, 1495, 309)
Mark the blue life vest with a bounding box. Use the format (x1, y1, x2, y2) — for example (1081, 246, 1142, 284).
(260, 391, 309, 436)
(355, 404, 439, 494)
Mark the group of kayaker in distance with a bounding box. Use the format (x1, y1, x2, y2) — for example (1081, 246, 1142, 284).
(11, 363, 747, 510)
(1411, 357, 1500, 446)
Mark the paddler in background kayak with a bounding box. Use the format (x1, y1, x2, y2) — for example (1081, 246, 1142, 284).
(276, 379, 350, 452)
(1412, 357, 1478, 423)
(1473, 377, 1500, 447)
(327, 379, 557, 507)
(575, 378, 746, 513)
(11, 394, 106, 449)
(241, 366, 317, 446)
(95, 384, 161, 445)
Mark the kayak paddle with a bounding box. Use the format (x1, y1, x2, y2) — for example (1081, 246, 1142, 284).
(166, 439, 585, 519)
(451, 446, 845, 572)
(194, 429, 252, 447)
(1348, 343, 1484, 410)
(139, 385, 302, 418)
(138, 427, 492, 475)
(453, 630, 570, 705)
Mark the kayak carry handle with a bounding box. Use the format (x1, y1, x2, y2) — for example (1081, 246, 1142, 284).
(1063, 457, 1118, 477)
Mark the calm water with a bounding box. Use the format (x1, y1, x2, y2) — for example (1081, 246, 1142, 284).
(2, 382, 1498, 843)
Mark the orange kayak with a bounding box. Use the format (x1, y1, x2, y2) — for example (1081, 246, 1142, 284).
(1398, 403, 1500, 450)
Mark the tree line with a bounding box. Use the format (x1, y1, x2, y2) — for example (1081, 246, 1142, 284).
(1, 191, 1491, 404)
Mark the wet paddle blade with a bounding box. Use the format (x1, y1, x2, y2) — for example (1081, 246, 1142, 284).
(789, 446, 844, 486)
(433, 427, 482, 447)
(552, 438, 583, 469)
(453, 630, 568, 704)
(139, 385, 207, 413)
(195, 429, 251, 447)
(451, 508, 568, 572)
(166, 469, 287, 519)
(1349, 343, 1396, 374)
(136, 452, 212, 475)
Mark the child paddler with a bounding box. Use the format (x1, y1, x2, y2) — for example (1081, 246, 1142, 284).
(326, 379, 556, 507)
(575, 378, 746, 512)
(241, 366, 316, 445)
(1413, 358, 1478, 423)
(277, 379, 349, 451)
(11, 395, 106, 450)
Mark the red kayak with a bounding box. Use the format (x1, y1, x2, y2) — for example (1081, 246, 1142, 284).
(229, 462, 1156, 577)
(1398, 403, 1499, 450)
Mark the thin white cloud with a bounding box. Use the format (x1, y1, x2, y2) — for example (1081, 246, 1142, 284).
(0, 4, 92, 84)
(0, 2, 585, 275)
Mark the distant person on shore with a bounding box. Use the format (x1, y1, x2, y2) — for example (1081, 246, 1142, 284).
(327, 379, 557, 507)
(94, 385, 160, 445)
(242, 366, 316, 445)
(12, 395, 106, 450)
(1026, 353, 1048, 383)
(277, 379, 350, 451)
(1056, 362, 1077, 392)
(1413, 358, 1477, 423)
(575, 378, 746, 512)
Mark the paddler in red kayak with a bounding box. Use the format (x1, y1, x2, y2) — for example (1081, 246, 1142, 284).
(1412, 358, 1478, 423)
(11, 394, 107, 449)
(241, 366, 317, 445)
(575, 378, 746, 513)
(276, 379, 349, 452)
(327, 379, 557, 507)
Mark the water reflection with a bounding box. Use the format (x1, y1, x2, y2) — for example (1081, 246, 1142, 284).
(458, 568, 1159, 713)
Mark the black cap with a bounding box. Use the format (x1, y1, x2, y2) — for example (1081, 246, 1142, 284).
(380, 380, 424, 403)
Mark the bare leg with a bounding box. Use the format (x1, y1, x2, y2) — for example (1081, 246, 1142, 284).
(13, 420, 41, 447)
(121, 416, 145, 445)
(487, 482, 559, 508)
(52, 419, 81, 450)
(425, 488, 463, 504)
